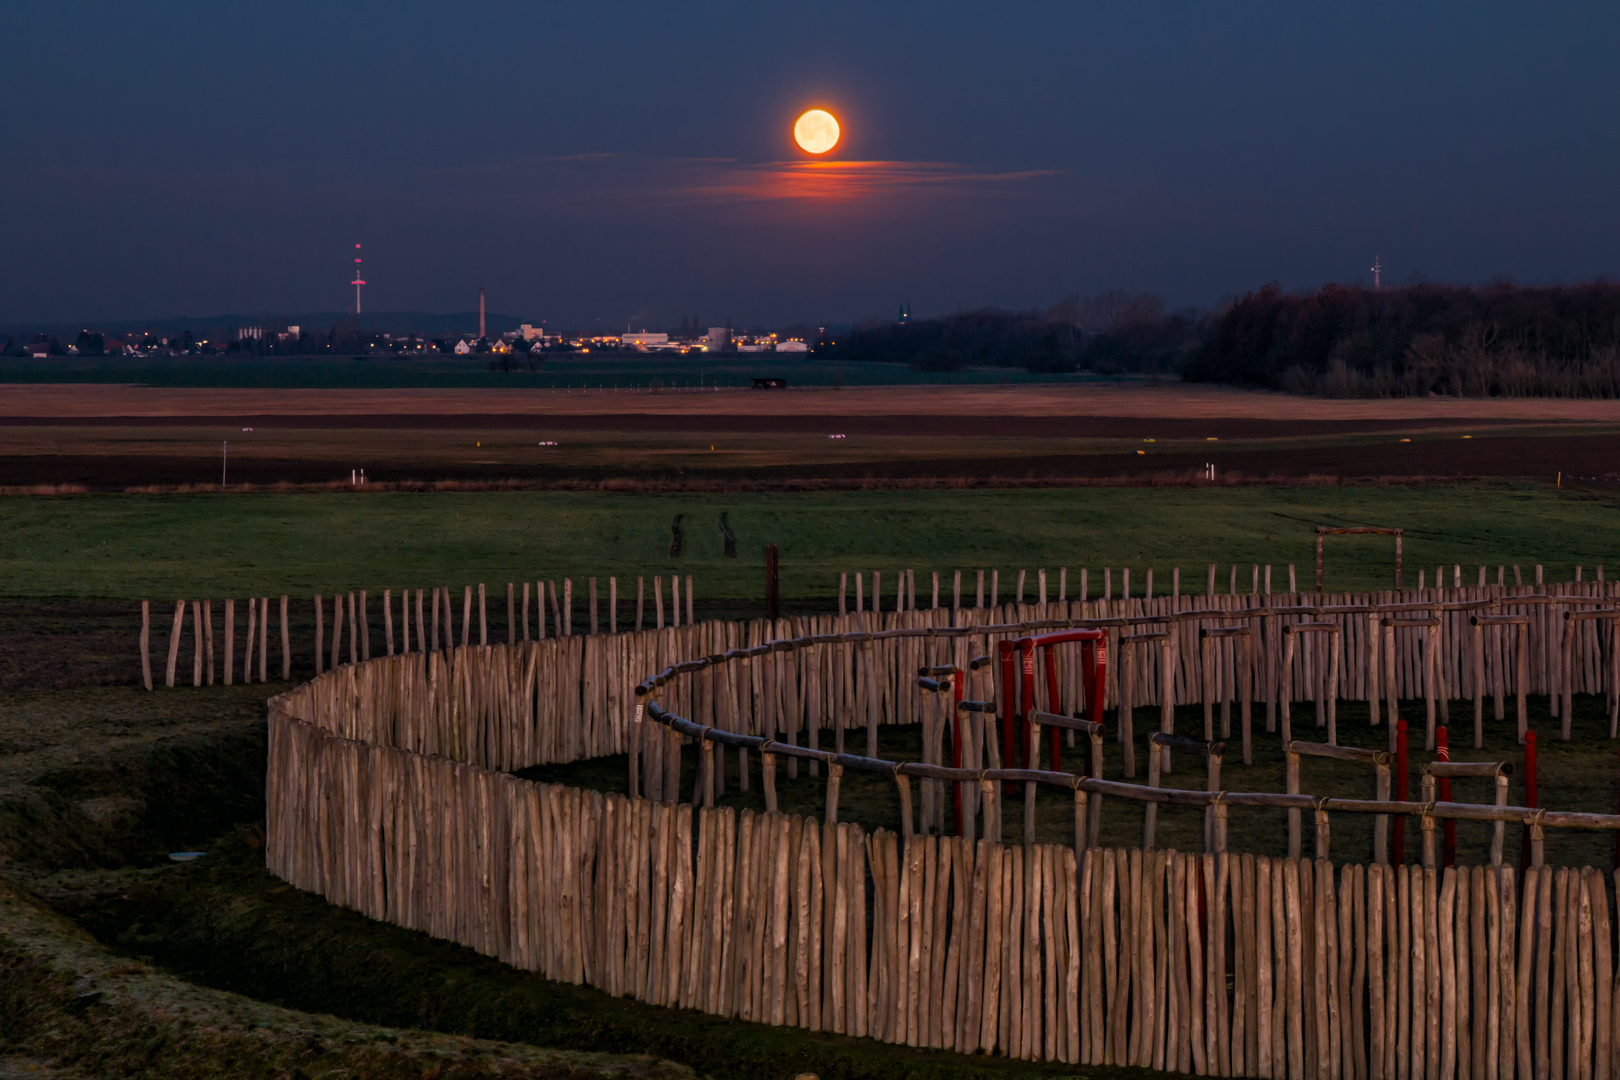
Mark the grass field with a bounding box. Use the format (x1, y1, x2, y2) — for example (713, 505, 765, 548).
(0, 355, 1108, 390)
(0, 482, 1614, 602)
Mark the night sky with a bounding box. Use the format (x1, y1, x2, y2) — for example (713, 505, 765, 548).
(5, 2, 1619, 329)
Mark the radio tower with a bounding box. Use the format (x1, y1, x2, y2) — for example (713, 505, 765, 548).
(351, 243, 366, 314)
(1371, 254, 1383, 290)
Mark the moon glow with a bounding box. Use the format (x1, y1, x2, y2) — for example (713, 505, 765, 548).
(793, 109, 840, 154)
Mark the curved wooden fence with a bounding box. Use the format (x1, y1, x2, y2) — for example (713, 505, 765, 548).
(267, 604, 1620, 1075)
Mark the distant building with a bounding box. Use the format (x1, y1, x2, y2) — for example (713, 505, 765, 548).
(705, 326, 732, 352)
(776, 339, 810, 353)
(622, 331, 669, 348)
(454, 339, 472, 355)
(519, 324, 545, 341)
(237, 326, 263, 341)
(26, 341, 51, 358)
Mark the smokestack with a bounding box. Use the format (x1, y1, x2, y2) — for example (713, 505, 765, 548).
(479, 287, 486, 340)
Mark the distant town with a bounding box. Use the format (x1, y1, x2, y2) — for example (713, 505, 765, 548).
(0, 318, 823, 360)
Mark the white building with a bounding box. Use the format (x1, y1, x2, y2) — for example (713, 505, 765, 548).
(622, 331, 669, 348)
(776, 339, 810, 352)
(454, 339, 472, 355)
(705, 327, 732, 352)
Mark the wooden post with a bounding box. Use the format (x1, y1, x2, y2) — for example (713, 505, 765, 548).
(521, 581, 530, 641)
(686, 575, 694, 626)
(1327, 627, 1340, 745)
(280, 595, 289, 680)
(244, 596, 257, 683)
(140, 600, 152, 691)
(1561, 613, 1574, 740)
(590, 578, 599, 635)
(260, 597, 269, 680)
(1375, 758, 1391, 865)
(225, 597, 236, 684)
(1281, 625, 1295, 746)
(1286, 749, 1301, 858)
(1490, 774, 1508, 867)
(610, 577, 618, 634)
(1383, 621, 1399, 751)
(563, 578, 572, 635)
(1241, 631, 1253, 764)
(654, 576, 664, 629)
(476, 583, 487, 646)
(897, 774, 913, 838)
(165, 599, 184, 687)
(1516, 622, 1528, 743)
(346, 592, 357, 665)
(190, 600, 202, 687)
(507, 582, 515, 644)
(825, 764, 843, 825)
(202, 601, 214, 685)
(329, 593, 342, 670)
(762, 751, 777, 813)
(384, 588, 395, 655)
(1420, 774, 1438, 868)
(1473, 618, 1484, 749)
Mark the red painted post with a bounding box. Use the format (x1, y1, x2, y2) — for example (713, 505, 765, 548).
(1393, 719, 1409, 866)
(1089, 639, 1108, 778)
(1041, 642, 1063, 772)
(1436, 726, 1455, 868)
(951, 671, 965, 834)
(1520, 731, 1538, 875)
(998, 642, 1017, 772)
(1020, 643, 1037, 771)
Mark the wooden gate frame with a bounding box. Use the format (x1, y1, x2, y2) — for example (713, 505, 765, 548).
(1315, 525, 1404, 592)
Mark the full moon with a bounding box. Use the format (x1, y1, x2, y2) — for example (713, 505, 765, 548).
(793, 109, 840, 154)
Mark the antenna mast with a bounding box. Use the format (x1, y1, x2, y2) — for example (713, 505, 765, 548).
(352, 244, 365, 314)
(1371, 254, 1383, 290)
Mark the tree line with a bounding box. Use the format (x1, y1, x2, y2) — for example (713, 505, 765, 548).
(816, 292, 1205, 375)
(1187, 281, 1620, 398)
(823, 282, 1620, 398)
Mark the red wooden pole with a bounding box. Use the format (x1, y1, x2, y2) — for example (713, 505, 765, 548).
(1042, 643, 1063, 772)
(951, 671, 965, 835)
(999, 642, 1017, 771)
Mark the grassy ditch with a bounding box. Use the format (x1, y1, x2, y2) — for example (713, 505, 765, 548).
(1, 683, 1146, 1079)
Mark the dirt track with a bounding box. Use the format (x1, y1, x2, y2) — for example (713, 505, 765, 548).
(8, 382, 1620, 421)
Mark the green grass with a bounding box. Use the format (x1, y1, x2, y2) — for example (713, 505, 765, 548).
(0, 482, 1614, 603)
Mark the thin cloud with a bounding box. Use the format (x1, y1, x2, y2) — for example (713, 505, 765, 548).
(637, 158, 1060, 206)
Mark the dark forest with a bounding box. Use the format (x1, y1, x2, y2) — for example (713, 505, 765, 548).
(831, 283, 1620, 398)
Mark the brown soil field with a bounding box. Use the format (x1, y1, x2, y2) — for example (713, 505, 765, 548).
(2, 382, 1617, 488)
(8, 381, 1620, 420)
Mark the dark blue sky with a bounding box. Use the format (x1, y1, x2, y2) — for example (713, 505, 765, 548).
(6, 2, 1618, 329)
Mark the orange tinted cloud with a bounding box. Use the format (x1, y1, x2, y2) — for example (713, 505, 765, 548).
(648, 158, 1059, 205)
